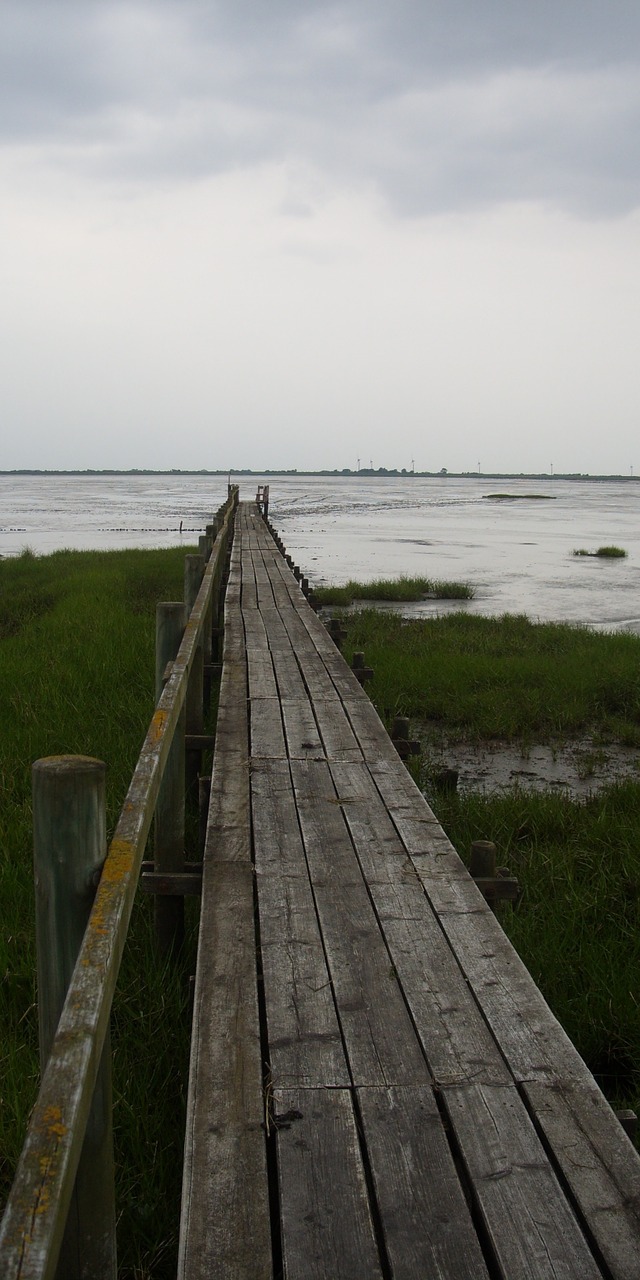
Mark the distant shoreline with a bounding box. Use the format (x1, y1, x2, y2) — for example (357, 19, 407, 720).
(1, 469, 638, 483)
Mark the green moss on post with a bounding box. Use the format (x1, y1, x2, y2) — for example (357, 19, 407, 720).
(32, 754, 116, 1280)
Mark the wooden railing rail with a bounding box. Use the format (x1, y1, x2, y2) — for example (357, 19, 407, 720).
(0, 487, 238, 1280)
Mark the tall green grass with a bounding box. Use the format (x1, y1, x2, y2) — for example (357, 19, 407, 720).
(342, 609, 640, 743)
(0, 546, 199, 1278)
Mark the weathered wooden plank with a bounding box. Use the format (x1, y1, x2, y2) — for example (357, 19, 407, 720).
(329, 759, 511, 1087)
(425, 893, 609, 1089)
(523, 1080, 640, 1280)
(441, 1083, 603, 1280)
(261, 604, 295, 653)
(312, 696, 363, 762)
(291, 757, 429, 1086)
(270, 644, 307, 701)
(357, 1086, 491, 1280)
(281, 591, 370, 698)
(205, 654, 251, 863)
(178, 862, 271, 1280)
(273, 1088, 383, 1280)
(250, 550, 276, 609)
(280, 641, 337, 700)
(247, 648, 278, 700)
(251, 759, 348, 1088)
(250, 697, 287, 760)
(267, 573, 295, 612)
(241, 575, 258, 610)
(343, 696, 404, 760)
(280, 699, 324, 759)
(242, 605, 269, 653)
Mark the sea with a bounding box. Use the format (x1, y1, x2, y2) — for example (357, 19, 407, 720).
(1, 472, 639, 634)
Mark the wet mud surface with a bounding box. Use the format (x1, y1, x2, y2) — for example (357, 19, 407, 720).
(421, 733, 640, 798)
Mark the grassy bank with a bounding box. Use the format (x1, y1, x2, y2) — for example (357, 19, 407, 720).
(0, 546, 198, 1278)
(340, 605, 640, 1119)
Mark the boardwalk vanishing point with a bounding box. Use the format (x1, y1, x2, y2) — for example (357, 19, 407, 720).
(179, 502, 640, 1279)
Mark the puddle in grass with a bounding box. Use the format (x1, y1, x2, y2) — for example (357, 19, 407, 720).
(420, 734, 640, 799)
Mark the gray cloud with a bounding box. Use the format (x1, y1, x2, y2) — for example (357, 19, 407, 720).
(2, 1, 640, 214)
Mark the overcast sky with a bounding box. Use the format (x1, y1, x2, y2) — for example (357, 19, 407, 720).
(2, 1, 640, 474)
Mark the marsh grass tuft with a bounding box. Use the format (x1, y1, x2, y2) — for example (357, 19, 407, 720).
(313, 574, 474, 606)
(573, 546, 628, 558)
(484, 493, 554, 501)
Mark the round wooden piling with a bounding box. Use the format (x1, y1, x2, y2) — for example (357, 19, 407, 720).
(469, 840, 497, 879)
(391, 715, 410, 742)
(33, 755, 116, 1280)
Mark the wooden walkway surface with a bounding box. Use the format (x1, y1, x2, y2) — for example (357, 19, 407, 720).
(178, 503, 640, 1280)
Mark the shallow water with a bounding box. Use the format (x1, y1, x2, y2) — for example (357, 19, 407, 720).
(1, 472, 639, 632)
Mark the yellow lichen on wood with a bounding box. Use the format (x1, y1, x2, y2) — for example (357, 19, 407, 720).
(41, 1106, 67, 1139)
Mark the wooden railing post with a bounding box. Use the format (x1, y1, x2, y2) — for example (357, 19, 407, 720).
(32, 755, 116, 1280)
(185, 554, 206, 803)
(155, 602, 186, 954)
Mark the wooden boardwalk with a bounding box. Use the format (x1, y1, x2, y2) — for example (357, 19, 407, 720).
(178, 503, 640, 1280)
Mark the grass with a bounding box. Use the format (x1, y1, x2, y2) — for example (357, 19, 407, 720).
(424, 780, 640, 1111)
(341, 609, 640, 744)
(337, 606, 640, 1121)
(313, 573, 474, 606)
(573, 546, 628, 558)
(0, 545, 202, 1279)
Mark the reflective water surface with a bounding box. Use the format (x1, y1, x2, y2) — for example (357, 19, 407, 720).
(1, 473, 639, 632)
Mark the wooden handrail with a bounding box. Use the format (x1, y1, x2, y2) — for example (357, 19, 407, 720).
(0, 488, 238, 1280)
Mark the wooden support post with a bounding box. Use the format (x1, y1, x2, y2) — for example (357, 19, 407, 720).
(351, 651, 374, 684)
(391, 715, 410, 742)
(185, 555, 206, 804)
(390, 715, 421, 759)
(33, 755, 116, 1280)
(469, 840, 521, 908)
(469, 840, 497, 878)
(155, 602, 186, 954)
(328, 617, 347, 649)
